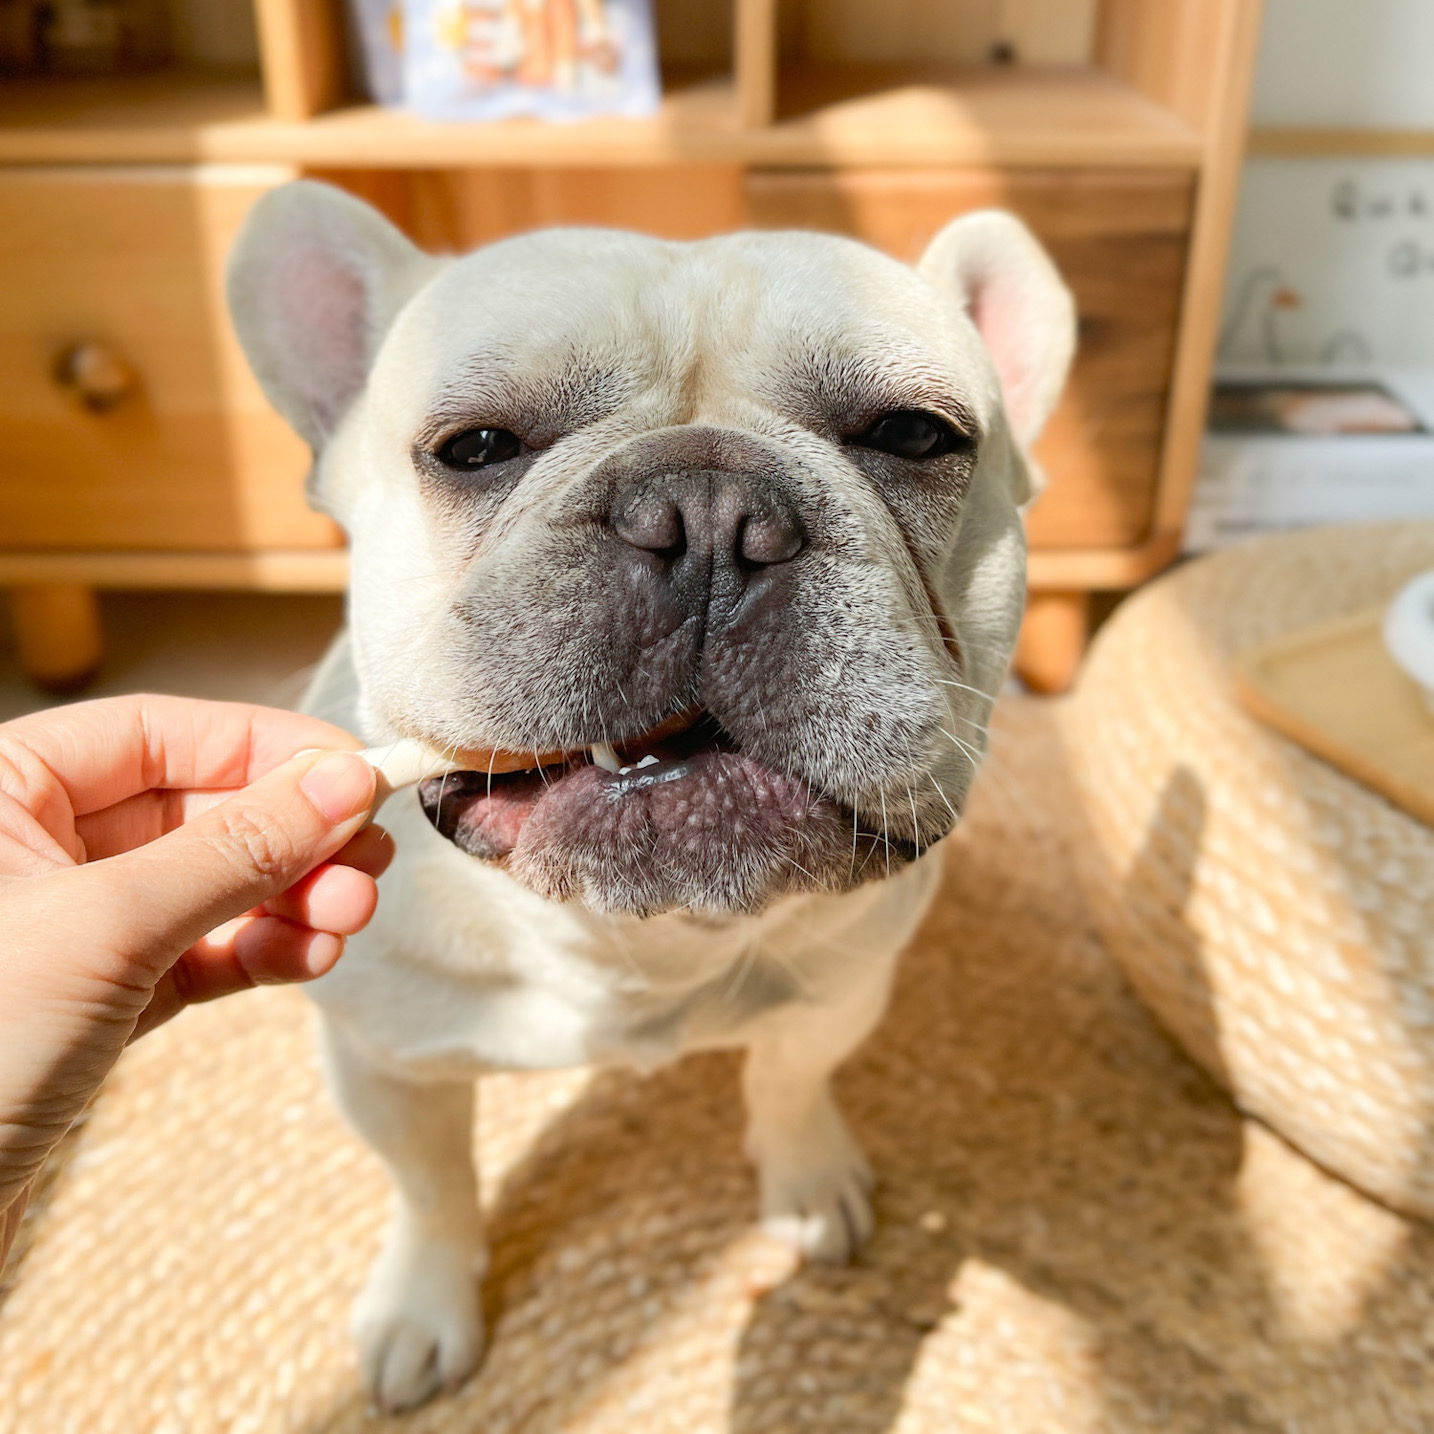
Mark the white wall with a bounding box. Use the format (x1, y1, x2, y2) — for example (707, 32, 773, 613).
(1222, 159, 1434, 367)
(1222, 0, 1434, 369)
(1253, 0, 1434, 130)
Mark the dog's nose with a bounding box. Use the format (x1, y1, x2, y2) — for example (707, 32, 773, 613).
(610, 471, 805, 613)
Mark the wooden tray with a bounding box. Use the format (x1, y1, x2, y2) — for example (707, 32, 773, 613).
(1233, 608, 1434, 827)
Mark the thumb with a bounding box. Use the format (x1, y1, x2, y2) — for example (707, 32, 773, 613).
(91, 749, 376, 976)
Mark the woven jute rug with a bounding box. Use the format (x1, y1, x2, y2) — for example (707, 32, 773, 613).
(3, 698, 1432, 1434)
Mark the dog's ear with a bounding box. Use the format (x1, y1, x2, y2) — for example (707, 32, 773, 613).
(918, 210, 1076, 501)
(227, 180, 433, 449)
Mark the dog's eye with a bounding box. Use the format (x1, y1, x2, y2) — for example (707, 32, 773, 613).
(435, 427, 523, 469)
(848, 411, 972, 461)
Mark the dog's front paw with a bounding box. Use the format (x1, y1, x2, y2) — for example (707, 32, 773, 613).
(351, 1231, 485, 1413)
(747, 1099, 875, 1264)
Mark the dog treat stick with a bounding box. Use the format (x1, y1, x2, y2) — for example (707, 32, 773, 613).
(356, 724, 682, 813)
(358, 739, 468, 813)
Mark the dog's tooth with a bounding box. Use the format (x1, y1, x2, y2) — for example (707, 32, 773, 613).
(590, 742, 622, 773)
(635, 754, 659, 769)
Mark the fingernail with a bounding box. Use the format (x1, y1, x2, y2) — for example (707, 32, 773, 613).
(305, 931, 344, 977)
(299, 752, 375, 824)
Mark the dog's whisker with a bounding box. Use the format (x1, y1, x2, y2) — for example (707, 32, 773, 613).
(719, 937, 763, 1006)
(939, 724, 1024, 810)
(934, 677, 1001, 704)
(928, 773, 961, 826)
(603, 918, 652, 990)
(785, 852, 822, 886)
(950, 718, 991, 739)
(938, 729, 989, 790)
(755, 940, 814, 1001)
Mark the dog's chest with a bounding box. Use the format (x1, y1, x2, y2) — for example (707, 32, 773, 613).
(310, 800, 807, 1078)
(312, 926, 798, 1082)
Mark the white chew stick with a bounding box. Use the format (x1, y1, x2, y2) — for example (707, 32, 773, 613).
(358, 739, 466, 813)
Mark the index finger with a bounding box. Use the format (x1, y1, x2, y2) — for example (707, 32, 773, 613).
(0, 694, 361, 818)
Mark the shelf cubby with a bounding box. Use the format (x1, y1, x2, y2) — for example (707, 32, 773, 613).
(0, 0, 1265, 692)
(0, 62, 1201, 169)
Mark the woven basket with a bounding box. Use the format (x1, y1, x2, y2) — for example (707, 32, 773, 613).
(1062, 523, 1434, 1218)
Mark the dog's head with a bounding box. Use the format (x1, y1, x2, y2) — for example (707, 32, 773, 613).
(228, 182, 1074, 917)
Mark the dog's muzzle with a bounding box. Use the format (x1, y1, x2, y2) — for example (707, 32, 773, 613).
(406, 436, 944, 916)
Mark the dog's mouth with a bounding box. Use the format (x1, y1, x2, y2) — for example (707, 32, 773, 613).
(416, 705, 731, 862)
(414, 707, 921, 915)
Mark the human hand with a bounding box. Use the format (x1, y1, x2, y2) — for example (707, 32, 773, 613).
(0, 694, 392, 1266)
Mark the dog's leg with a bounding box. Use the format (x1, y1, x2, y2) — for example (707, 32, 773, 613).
(321, 1019, 485, 1413)
(741, 957, 896, 1264)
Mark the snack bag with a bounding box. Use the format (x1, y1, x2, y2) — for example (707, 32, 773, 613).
(350, 0, 405, 106)
(404, 0, 660, 121)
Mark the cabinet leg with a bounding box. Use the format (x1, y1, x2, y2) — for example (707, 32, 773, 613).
(9, 584, 104, 693)
(1014, 588, 1089, 695)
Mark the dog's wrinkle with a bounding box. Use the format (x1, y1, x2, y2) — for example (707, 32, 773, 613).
(416, 448, 541, 528)
(624, 619, 703, 711)
(768, 336, 983, 446)
(416, 348, 638, 450)
(895, 532, 964, 671)
(673, 343, 707, 427)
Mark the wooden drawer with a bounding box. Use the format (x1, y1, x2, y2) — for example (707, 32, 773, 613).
(744, 168, 1193, 551)
(0, 166, 341, 553)
(314, 165, 749, 250)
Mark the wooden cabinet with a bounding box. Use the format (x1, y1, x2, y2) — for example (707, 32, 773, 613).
(0, 0, 1264, 691)
(0, 166, 334, 553)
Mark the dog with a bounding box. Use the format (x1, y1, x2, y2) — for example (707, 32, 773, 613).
(227, 180, 1075, 1412)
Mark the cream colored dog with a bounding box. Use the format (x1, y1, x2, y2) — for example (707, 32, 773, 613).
(227, 181, 1074, 1412)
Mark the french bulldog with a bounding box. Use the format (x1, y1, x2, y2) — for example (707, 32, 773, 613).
(227, 180, 1074, 1411)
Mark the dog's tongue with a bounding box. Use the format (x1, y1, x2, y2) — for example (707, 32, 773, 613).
(418, 767, 551, 860)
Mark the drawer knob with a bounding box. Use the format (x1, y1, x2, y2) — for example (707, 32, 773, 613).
(53, 342, 137, 413)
